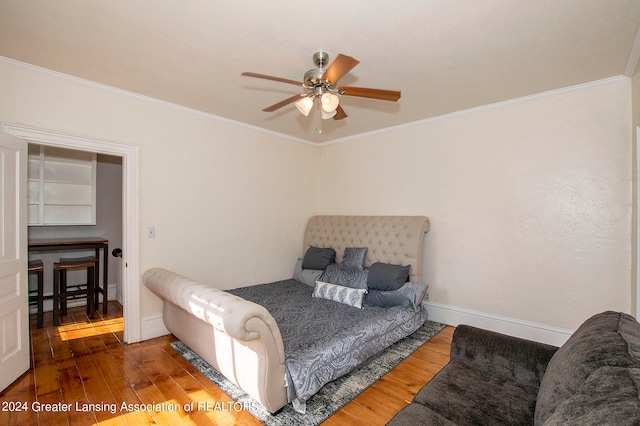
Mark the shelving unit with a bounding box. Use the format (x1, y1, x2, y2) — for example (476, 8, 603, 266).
(28, 145, 97, 226)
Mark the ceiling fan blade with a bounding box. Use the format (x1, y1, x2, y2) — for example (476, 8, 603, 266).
(333, 105, 347, 120)
(322, 54, 360, 85)
(242, 72, 304, 87)
(262, 94, 305, 112)
(338, 86, 401, 102)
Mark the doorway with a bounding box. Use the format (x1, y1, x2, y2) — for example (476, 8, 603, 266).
(2, 123, 141, 343)
(27, 146, 122, 317)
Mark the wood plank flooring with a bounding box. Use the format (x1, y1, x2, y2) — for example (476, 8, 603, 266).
(0, 302, 453, 425)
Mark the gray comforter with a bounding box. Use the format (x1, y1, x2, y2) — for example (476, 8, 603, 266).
(228, 279, 426, 403)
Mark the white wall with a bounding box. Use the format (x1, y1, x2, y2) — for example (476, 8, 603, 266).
(1, 59, 634, 342)
(0, 61, 319, 322)
(319, 78, 633, 333)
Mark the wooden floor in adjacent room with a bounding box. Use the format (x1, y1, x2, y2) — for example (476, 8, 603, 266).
(0, 302, 453, 425)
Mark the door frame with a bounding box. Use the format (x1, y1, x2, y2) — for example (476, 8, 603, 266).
(636, 125, 640, 319)
(2, 123, 141, 343)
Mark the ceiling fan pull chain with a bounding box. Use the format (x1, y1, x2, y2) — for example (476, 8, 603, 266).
(314, 98, 322, 134)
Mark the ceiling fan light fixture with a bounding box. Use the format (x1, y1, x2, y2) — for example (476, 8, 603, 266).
(321, 92, 339, 113)
(295, 96, 314, 116)
(321, 109, 337, 120)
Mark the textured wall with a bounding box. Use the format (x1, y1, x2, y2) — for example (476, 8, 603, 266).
(0, 60, 634, 333)
(319, 78, 632, 330)
(0, 61, 319, 320)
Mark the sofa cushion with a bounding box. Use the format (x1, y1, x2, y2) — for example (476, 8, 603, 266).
(542, 366, 640, 425)
(450, 325, 557, 390)
(413, 359, 539, 425)
(387, 402, 457, 426)
(535, 311, 640, 425)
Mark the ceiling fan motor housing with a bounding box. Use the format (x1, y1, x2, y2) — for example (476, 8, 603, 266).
(313, 51, 329, 68)
(303, 68, 326, 87)
(303, 51, 332, 87)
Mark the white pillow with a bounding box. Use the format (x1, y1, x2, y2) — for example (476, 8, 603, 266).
(313, 280, 366, 309)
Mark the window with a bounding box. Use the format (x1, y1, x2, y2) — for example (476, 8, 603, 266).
(28, 145, 97, 225)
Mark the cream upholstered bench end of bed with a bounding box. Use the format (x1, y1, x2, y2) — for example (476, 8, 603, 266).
(142, 267, 288, 413)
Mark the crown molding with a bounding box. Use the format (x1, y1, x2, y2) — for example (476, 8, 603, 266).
(318, 75, 630, 147)
(624, 23, 640, 77)
(0, 56, 315, 146)
(0, 56, 630, 148)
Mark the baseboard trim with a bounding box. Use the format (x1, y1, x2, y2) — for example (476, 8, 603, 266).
(425, 302, 573, 347)
(141, 313, 170, 341)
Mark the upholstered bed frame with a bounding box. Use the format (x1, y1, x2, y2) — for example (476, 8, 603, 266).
(143, 215, 430, 413)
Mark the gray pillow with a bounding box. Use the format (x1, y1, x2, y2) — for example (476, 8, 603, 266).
(342, 247, 367, 270)
(301, 246, 335, 270)
(321, 263, 369, 290)
(292, 258, 324, 287)
(367, 262, 410, 291)
(364, 282, 429, 311)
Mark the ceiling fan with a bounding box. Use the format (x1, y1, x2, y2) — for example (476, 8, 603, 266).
(241, 51, 401, 121)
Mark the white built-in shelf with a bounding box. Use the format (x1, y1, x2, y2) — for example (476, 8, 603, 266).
(28, 145, 97, 226)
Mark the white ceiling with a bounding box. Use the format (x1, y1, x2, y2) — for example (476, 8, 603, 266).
(1, 0, 639, 144)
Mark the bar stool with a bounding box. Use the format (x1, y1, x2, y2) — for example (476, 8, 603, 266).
(28, 260, 45, 329)
(53, 256, 97, 325)
(92, 256, 108, 315)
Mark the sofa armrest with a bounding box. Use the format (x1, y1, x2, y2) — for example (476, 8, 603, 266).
(451, 325, 558, 389)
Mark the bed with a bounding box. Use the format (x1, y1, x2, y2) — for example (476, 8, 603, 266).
(143, 215, 430, 414)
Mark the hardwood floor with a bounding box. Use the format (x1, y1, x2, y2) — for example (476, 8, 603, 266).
(0, 302, 453, 425)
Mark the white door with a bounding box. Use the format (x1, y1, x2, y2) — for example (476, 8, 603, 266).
(0, 130, 28, 391)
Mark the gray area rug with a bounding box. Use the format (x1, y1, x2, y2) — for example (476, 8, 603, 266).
(170, 320, 445, 426)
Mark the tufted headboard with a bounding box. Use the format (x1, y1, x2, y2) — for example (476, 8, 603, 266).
(303, 215, 430, 283)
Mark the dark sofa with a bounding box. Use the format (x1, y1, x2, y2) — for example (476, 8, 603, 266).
(388, 311, 640, 425)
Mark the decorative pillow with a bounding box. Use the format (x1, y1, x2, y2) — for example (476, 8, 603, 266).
(367, 262, 410, 291)
(364, 282, 429, 311)
(321, 263, 369, 290)
(292, 258, 324, 287)
(342, 247, 367, 270)
(301, 246, 335, 270)
(313, 280, 366, 309)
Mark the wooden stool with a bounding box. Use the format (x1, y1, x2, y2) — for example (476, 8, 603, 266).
(92, 257, 108, 315)
(28, 260, 44, 328)
(53, 256, 97, 325)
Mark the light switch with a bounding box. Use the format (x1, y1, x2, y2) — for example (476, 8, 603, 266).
(147, 226, 156, 238)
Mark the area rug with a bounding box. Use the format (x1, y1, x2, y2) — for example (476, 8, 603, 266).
(171, 320, 445, 426)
